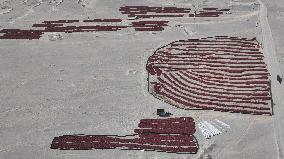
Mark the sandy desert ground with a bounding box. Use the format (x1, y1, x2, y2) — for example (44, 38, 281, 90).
(0, 0, 284, 159)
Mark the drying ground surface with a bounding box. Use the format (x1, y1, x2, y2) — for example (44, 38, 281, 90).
(0, 0, 284, 159)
